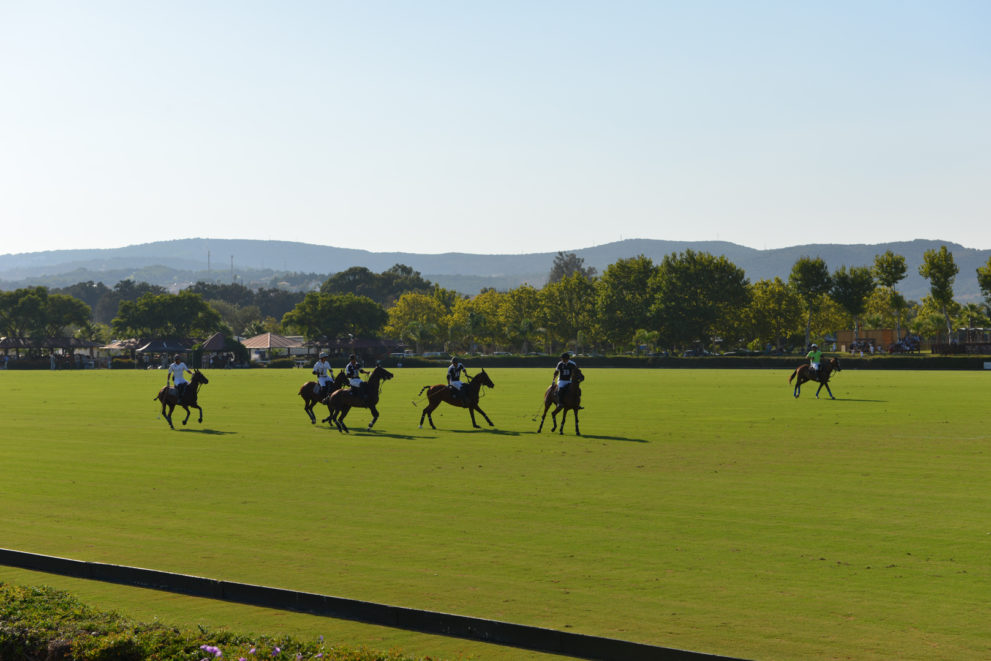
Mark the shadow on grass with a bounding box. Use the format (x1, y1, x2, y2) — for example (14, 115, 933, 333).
(176, 428, 236, 435)
(448, 428, 522, 436)
(326, 428, 425, 441)
(528, 431, 650, 443)
(580, 433, 649, 443)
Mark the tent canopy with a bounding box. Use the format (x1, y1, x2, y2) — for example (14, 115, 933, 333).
(136, 339, 190, 354)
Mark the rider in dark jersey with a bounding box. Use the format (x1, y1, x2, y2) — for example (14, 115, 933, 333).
(345, 354, 369, 401)
(447, 357, 470, 403)
(553, 352, 578, 404)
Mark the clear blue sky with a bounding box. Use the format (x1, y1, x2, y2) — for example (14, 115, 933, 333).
(1, 1, 988, 256)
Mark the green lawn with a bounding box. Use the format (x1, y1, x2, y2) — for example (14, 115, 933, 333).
(1, 365, 990, 660)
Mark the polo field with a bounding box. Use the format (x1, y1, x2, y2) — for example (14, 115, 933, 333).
(1, 366, 989, 660)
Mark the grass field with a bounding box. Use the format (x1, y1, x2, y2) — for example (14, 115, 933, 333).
(1, 365, 990, 660)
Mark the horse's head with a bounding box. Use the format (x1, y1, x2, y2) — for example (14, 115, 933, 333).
(829, 357, 841, 373)
(574, 367, 585, 383)
(476, 369, 495, 389)
(192, 369, 209, 385)
(371, 365, 394, 382)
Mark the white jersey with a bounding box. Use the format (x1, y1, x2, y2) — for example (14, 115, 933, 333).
(168, 362, 189, 385)
(313, 359, 332, 385)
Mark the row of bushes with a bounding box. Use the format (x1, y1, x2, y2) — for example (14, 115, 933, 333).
(4, 355, 989, 371)
(385, 354, 991, 371)
(0, 582, 426, 661)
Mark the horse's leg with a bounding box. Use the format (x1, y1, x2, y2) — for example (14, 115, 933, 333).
(420, 398, 439, 430)
(164, 402, 175, 429)
(551, 406, 562, 432)
(794, 375, 804, 398)
(337, 406, 351, 433)
(305, 399, 316, 424)
(537, 402, 551, 432)
(181, 405, 191, 426)
(193, 403, 203, 423)
(573, 407, 580, 436)
(367, 405, 379, 430)
(321, 399, 334, 424)
(823, 382, 835, 400)
(558, 408, 568, 435)
(473, 404, 494, 427)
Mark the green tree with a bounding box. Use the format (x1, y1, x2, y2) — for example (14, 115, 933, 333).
(321, 264, 432, 306)
(281, 292, 385, 342)
(977, 256, 991, 310)
(0, 287, 49, 341)
(650, 250, 749, 351)
(918, 245, 958, 337)
(537, 273, 598, 352)
(743, 277, 804, 351)
(789, 256, 832, 348)
(447, 289, 504, 352)
(872, 250, 909, 339)
(384, 292, 449, 353)
(955, 302, 990, 330)
(498, 284, 541, 353)
(208, 300, 264, 337)
(830, 266, 875, 342)
(548, 252, 597, 284)
(42, 294, 92, 338)
(595, 255, 658, 349)
(111, 291, 222, 340)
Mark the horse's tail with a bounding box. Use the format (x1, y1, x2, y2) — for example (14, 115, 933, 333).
(788, 368, 798, 384)
(418, 385, 430, 396)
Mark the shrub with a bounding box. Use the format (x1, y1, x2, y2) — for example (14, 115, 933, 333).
(0, 582, 427, 661)
(266, 358, 297, 368)
(4, 359, 51, 370)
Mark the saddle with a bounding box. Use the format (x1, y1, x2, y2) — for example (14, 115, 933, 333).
(165, 387, 191, 404)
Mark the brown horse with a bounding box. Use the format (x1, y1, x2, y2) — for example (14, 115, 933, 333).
(537, 368, 584, 435)
(789, 356, 841, 399)
(299, 370, 348, 424)
(323, 365, 395, 433)
(418, 369, 495, 430)
(154, 369, 209, 429)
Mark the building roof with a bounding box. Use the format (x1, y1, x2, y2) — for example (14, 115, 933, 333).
(200, 332, 228, 351)
(241, 332, 303, 349)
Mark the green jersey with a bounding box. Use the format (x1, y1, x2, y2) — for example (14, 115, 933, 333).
(806, 349, 823, 364)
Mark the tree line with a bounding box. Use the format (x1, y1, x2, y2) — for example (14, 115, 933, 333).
(4, 247, 991, 356)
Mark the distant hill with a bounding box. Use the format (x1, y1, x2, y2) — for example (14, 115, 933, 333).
(1, 237, 989, 303)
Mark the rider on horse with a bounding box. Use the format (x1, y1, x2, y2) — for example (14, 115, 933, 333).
(806, 343, 823, 379)
(553, 352, 578, 405)
(345, 354, 370, 402)
(447, 356, 471, 403)
(313, 351, 334, 398)
(167, 354, 193, 404)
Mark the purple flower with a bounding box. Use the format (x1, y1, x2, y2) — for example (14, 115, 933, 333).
(272, 647, 281, 656)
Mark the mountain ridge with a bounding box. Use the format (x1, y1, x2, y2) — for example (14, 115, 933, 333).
(2, 237, 989, 303)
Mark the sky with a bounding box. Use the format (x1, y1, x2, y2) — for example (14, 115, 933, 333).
(1, 1, 989, 257)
